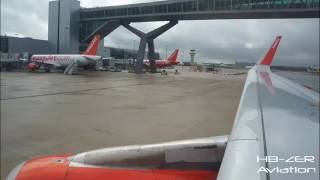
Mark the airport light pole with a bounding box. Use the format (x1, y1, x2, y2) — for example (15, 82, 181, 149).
(165, 45, 168, 59)
(65, 26, 70, 54)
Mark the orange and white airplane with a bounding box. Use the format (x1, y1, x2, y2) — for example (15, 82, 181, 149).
(27, 34, 102, 74)
(7, 36, 319, 180)
(143, 49, 179, 69)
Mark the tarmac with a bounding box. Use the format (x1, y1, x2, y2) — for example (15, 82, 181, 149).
(1, 68, 246, 179)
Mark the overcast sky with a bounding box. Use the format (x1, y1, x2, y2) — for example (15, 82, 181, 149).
(1, 0, 319, 66)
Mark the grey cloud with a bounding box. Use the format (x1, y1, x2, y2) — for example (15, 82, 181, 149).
(1, 0, 48, 39)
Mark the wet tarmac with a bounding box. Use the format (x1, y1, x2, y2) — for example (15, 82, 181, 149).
(1, 70, 245, 179)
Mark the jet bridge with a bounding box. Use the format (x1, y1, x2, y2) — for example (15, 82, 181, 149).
(49, 0, 320, 73)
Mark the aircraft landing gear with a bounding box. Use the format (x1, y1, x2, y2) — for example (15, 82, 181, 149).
(44, 64, 51, 73)
(161, 70, 167, 75)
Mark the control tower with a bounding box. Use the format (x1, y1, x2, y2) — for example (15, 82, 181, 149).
(190, 49, 196, 64)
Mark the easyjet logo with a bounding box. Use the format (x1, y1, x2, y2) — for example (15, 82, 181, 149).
(32, 56, 71, 62)
(86, 36, 99, 52)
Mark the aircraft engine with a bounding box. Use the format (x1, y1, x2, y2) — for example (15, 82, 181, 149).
(27, 62, 40, 71)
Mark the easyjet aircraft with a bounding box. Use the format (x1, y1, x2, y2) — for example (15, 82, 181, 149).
(27, 34, 102, 73)
(7, 36, 319, 180)
(143, 49, 179, 69)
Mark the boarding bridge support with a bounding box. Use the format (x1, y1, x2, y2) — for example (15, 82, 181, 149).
(82, 20, 121, 43)
(122, 21, 178, 73)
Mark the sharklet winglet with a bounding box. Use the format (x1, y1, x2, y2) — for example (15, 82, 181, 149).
(259, 36, 282, 66)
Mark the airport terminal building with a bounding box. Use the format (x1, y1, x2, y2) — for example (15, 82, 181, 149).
(0, 36, 52, 61)
(49, 0, 80, 54)
(0, 34, 156, 63)
(0, 0, 80, 62)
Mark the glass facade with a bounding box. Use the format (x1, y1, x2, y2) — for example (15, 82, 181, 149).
(79, 0, 319, 42)
(80, 0, 319, 19)
(0, 37, 9, 53)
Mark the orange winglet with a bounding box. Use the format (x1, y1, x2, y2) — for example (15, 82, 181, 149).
(260, 36, 282, 65)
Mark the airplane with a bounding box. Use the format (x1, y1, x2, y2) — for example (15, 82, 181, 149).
(27, 34, 102, 74)
(7, 36, 319, 180)
(143, 49, 179, 69)
(307, 65, 320, 74)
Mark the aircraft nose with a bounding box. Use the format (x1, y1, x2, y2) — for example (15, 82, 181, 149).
(6, 161, 26, 180)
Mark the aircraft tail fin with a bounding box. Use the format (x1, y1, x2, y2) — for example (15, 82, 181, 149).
(259, 36, 282, 66)
(82, 34, 101, 56)
(167, 49, 179, 63)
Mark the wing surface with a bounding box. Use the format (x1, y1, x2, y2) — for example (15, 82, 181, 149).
(41, 61, 61, 67)
(218, 36, 319, 180)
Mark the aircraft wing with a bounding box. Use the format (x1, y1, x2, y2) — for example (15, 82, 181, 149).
(217, 36, 319, 180)
(40, 61, 62, 67)
(82, 55, 101, 61)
